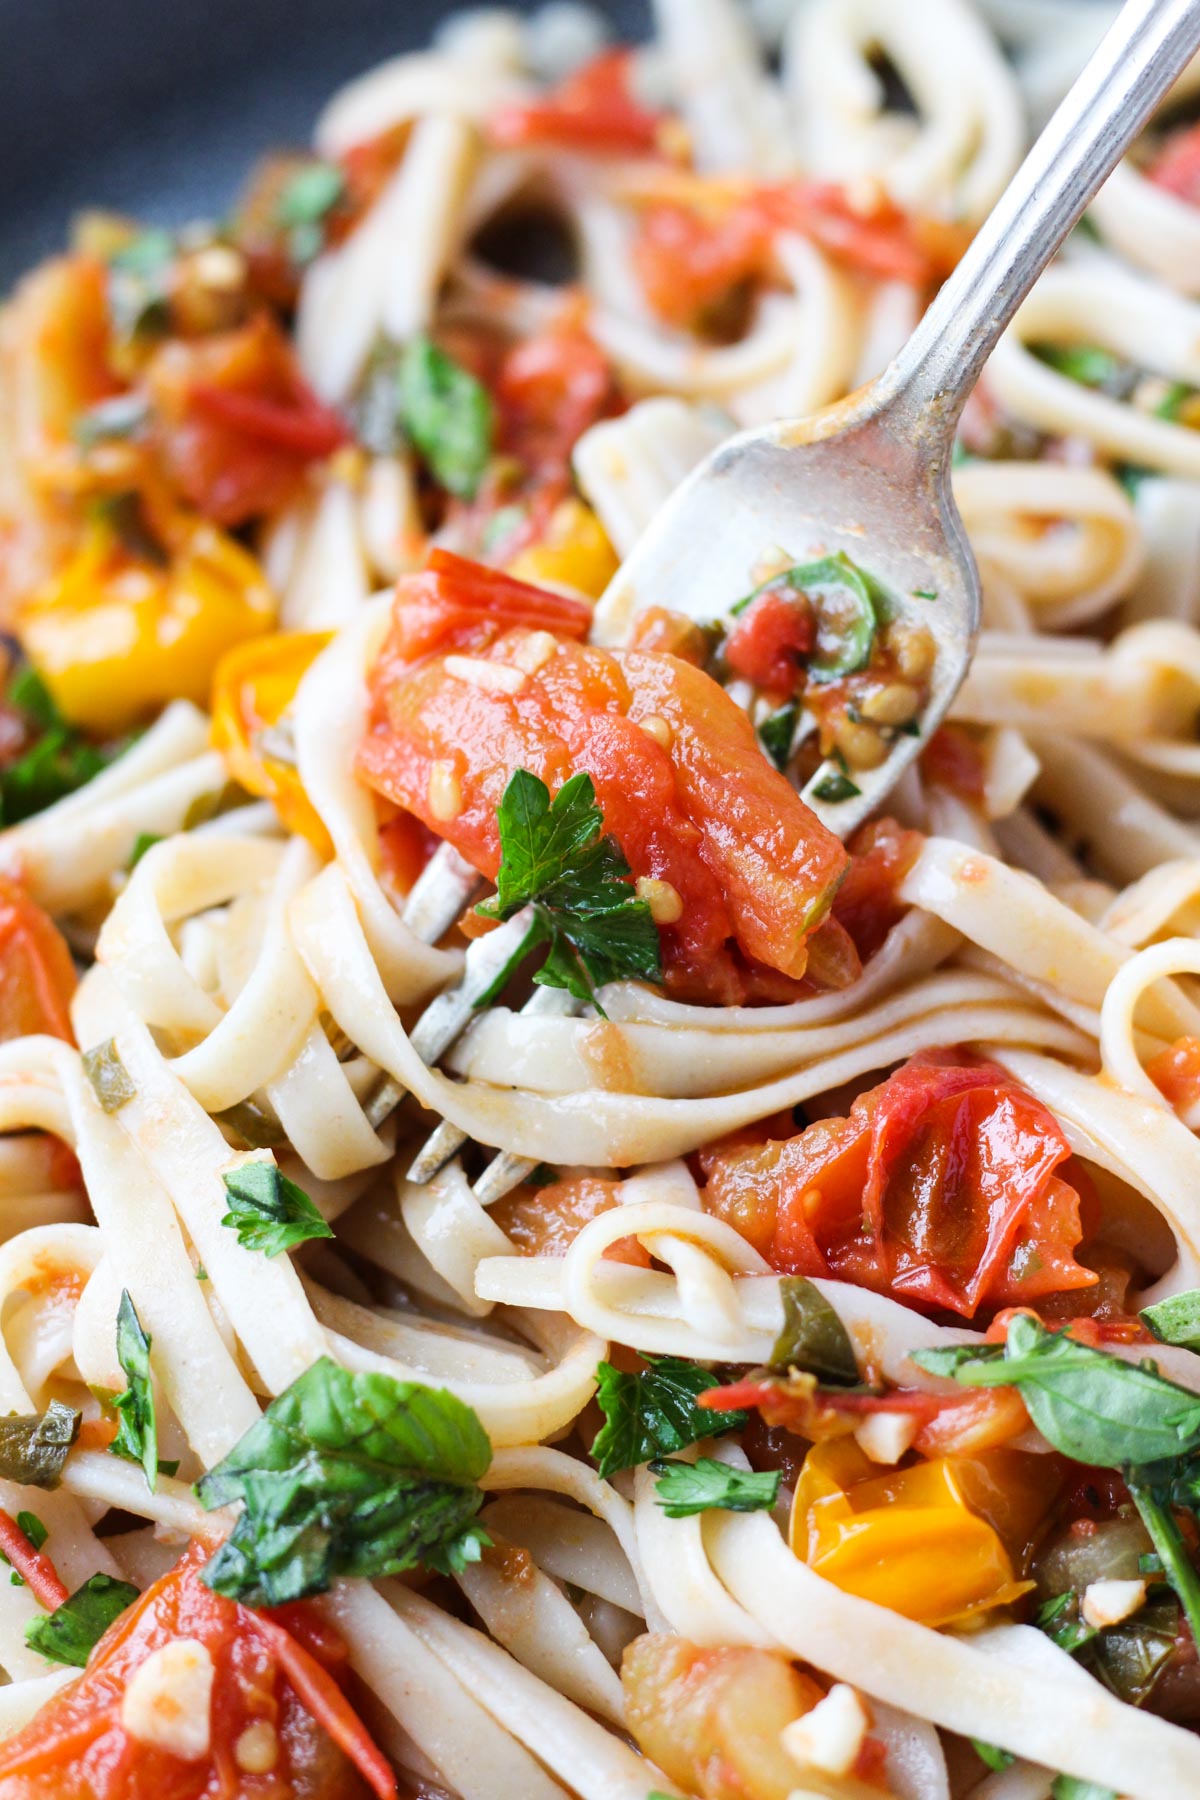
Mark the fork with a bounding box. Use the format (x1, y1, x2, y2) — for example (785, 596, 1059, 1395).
(397, 0, 1200, 1202)
(591, 0, 1200, 838)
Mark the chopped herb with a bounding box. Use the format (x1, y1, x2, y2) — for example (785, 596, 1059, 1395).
(197, 1357, 492, 1604)
(650, 1455, 780, 1518)
(1140, 1550, 1165, 1576)
(106, 229, 175, 343)
(481, 503, 529, 556)
(769, 1277, 858, 1384)
(1037, 1590, 1097, 1655)
(733, 552, 877, 681)
(0, 667, 115, 828)
(0, 1402, 79, 1489)
(82, 1040, 137, 1114)
(758, 702, 797, 772)
(912, 587, 937, 600)
(1034, 343, 1132, 395)
(126, 831, 163, 870)
(74, 391, 150, 449)
(526, 1163, 557, 1187)
(811, 768, 861, 804)
(1154, 380, 1197, 422)
(215, 1099, 286, 1149)
(1050, 1780, 1117, 1800)
(398, 335, 494, 499)
(90, 490, 167, 565)
(1141, 1289, 1200, 1351)
(195, 1266, 208, 1282)
(220, 1161, 335, 1258)
(590, 1356, 747, 1480)
(25, 1572, 140, 1668)
(276, 161, 346, 266)
(108, 1292, 159, 1492)
(971, 1741, 1015, 1772)
(474, 769, 661, 1016)
(1116, 462, 1154, 498)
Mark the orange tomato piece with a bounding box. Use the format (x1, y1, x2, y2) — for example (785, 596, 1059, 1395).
(489, 1174, 651, 1267)
(210, 630, 333, 854)
(0, 877, 76, 1043)
(490, 50, 668, 155)
(0, 1543, 390, 1800)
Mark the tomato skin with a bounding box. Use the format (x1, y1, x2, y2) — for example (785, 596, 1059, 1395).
(632, 203, 769, 330)
(490, 1175, 651, 1267)
(381, 550, 593, 663)
(0, 877, 77, 1043)
(0, 1545, 381, 1800)
(832, 817, 924, 963)
(723, 584, 814, 698)
(1148, 1035, 1200, 1111)
(921, 723, 985, 799)
(1148, 121, 1200, 203)
(490, 50, 667, 154)
(358, 611, 849, 998)
(494, 325, 618, 487)
(147, 316, 346, 527)
(701, 1053, 1097, 1318)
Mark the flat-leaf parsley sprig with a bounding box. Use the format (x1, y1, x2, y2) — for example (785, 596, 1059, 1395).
(474, 768, 662, 1015)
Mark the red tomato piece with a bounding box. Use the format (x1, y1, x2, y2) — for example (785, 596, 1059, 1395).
(489, 1174, 651, 1267)
(701, 1052, 1098, 1318)
(490, 49, 668, 155)
(147, 316, 347, 527)
(832, 816, 924, 963)
(357, 602, 848, 999)
(1147, 1035, 1200, 1111)
(0, 1542, 392, 1800)
(382, 549, 593, 662)
(631, 202, 771, 330)
(755, 181, 969, 285)
(495, 324, 618, 486)
(1147, 121, 1200, 204)
(0, 876, 77, 1043)
(921, 722, 986, 799)
(723, 581, 815, 698)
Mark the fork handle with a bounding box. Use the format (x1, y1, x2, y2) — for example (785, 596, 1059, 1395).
(880, 0, 1200, 440)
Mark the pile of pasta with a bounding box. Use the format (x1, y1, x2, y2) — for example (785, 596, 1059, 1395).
(5, 2, 1200, 1797)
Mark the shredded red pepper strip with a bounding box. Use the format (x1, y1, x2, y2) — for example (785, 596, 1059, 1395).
(247, 1610, 397, 1800)
(0, 1507, 68, 1611)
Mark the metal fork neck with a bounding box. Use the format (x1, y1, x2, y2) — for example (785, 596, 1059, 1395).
(877, 0, 1200, 445)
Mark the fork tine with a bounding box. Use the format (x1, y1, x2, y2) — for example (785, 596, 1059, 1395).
(408, 911, 534, 1063)
(406, 1117, 468, 1185)
(400, 841, 484, 941)
(473, 1150, 540, 1206)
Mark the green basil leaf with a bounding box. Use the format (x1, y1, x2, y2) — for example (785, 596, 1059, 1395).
(8, 668, 61, 732)
(398, 335, 494, 499)
(971, 1741, 1015, 1773)
(0, 1401, 80, 1489)
(126, 831, 163, 871)
(474, 769, 661, 1014)
(1050, 1779, 1117, 1800)
(792, 552, 879, 682)
(220, 1161, 334, 1258)
(810, 768, 861, 804)
(758, 702, 798, 772)
(1141, 1290, 1200, 1351)
(1034, 343, 1132, 397)
(81, 1040, 137, 1114)
(590, 1357, 747, 1480)
(650, 1455, 780, 1518)
(196, 1357, 492, 1605)
(108, 1291, 159, 1492)
(912, 1315, 1200, 1467)
(16, 1513, 47, 1553)
(768, 1277, 858, 1385)
(25, 1572, 140, 1669)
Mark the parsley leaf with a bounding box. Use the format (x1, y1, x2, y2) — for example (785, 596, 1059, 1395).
(475, 769, 661, 1015)
(650, 1456, 780, 1518)
(399, 335, 494, 499)
(0, 1401, 79, 1489)
(0, 667, 116, 828)
(196, 1357, 492, 1605)
(26, 1572, 140, 1668)
(108, 1292, 159, 1492)
(590, 1357, 748, 1480)
(758, 702, 797, 772)
(220, 1161, 335, 1258)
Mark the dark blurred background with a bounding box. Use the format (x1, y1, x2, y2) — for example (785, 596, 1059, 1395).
(0, 0, 647, 286)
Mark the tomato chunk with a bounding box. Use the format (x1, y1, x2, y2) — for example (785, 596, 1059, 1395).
(1147, 121, 1200, 204)
(0, 876, 76, 1043)
(700, 1052, 1097, 1317)
(357, 580, 849, 1000)
(0, 1543, 391, 1800)
(490, 50, 668, 155)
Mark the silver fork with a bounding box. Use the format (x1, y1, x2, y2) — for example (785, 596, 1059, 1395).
(591, 0, 1200, 837)
(394, 0, 1200, 1204)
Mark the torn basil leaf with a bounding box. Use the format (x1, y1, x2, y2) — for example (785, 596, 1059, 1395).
(1141, 1289, 1200, 1352)
(26, 1572, 140, 1669)
(398, 334, 494, 500)
(220, 1160, 334, 1257)
(768, 1277, 858, 1385)
(81, 1040, 137, 1114)
(108, 1291, 159, 1492)
(197, 1357, 492, 1604)
(758, 702, 798, 772)
(0, 1401, 79, 1489)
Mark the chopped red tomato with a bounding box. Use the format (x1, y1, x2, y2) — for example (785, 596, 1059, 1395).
(702, 1374, 1030, 1460)
(723, 582, 814, 698)
(1148, 1035, 1200, 1112)
(384, 549, 593, 662)
(0, 876, 77, 1043)
(921, 722, 985, 799)
(491, 50, 669, 155)
(357, 593, 849, 1001)
(632, 202, 770, 331)
(495, 323, 619, 487)
(832, 817, 924, 963)
(1147, 121, 1200, 204)
(700, 1052, 1098, 1317)
(756, 182, 969, 286)
(0, 1542, 393, 1800)
(625, 606, 712, 666)
(147, 315, 347, 527)
(490, 1174, 651, 1267)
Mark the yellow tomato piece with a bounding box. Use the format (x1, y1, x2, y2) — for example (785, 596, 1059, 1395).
(210, 630, 333, 855)
(19, 513, 275, 735)
(790, 1439, 1034, 1629)
(506, 498, 618, 599)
